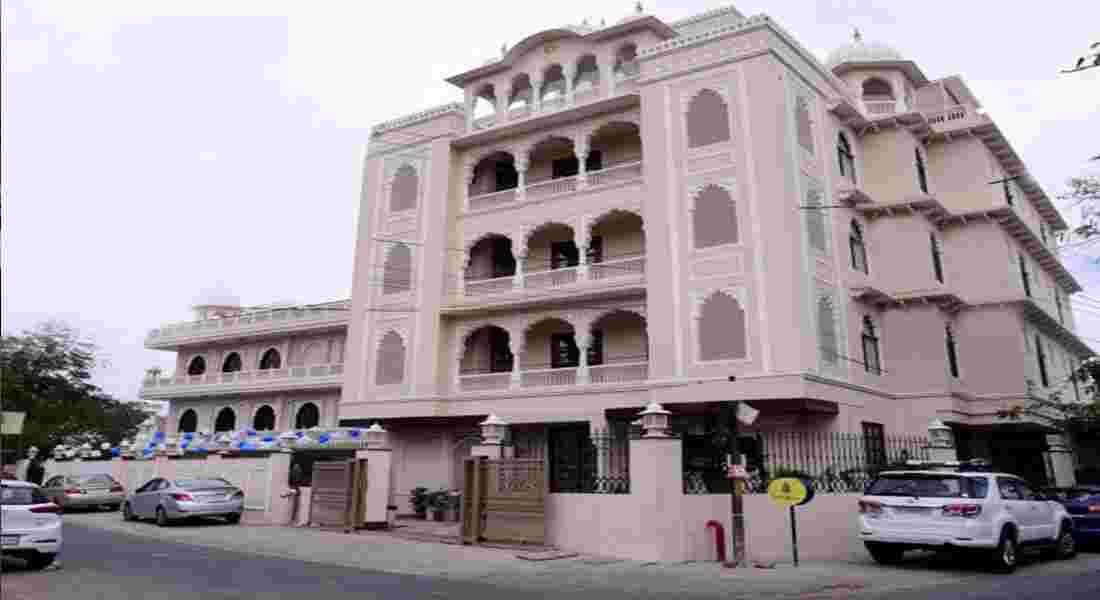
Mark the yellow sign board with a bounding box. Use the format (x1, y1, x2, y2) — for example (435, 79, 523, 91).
(767, 477, 811, 507)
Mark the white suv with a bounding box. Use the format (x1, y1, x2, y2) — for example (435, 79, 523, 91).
(1, 479, 63, 569)
(858, 470, 1076, 572)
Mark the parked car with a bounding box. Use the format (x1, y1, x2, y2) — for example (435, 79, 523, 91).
(41, 473, 125, 511)
(1, 479, 62, 569)
(122, 477, 244, 526)
(858, 470, 1076, 573)
(1043, 486, 1100, 547)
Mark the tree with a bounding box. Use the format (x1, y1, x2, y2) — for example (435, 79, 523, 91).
(1058, 175, 1099, 255)
(0, 322, 150, 453)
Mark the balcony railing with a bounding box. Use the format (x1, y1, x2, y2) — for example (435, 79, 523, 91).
(525, 266, 579, 289)
(522, 366, 578, 388)
(590, 254, 645, 281)
(466, 161, 643, 212)
(147, 306, 348, 346)
(458, 371, 512, 392)
(461, 254, 645, 302)
(473, 115, 496, 130)
(141, 364, 344, 397)
(464, 274, 516, 296)
(590, 361, 649, 384)
(456, 359, 649, 393)
(864, 100, 896, 115)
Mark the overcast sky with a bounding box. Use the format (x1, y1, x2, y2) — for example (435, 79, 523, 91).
(2, 0, 1098, 401)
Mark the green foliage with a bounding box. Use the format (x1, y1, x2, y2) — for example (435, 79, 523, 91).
(426, 489, 453, 512)
(408, 486, 429, 514)
(998, 358, 1100, 438)
(0, 322, 150, 453)
(1057, 175, 1099, 255)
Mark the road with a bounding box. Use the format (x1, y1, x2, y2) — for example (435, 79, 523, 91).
(2, 523, 1098, 600)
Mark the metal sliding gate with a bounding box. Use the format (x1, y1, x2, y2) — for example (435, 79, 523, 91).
(462, 457, 546, 545)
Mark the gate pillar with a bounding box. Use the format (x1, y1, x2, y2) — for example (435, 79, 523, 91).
(358, 423, 394, 530)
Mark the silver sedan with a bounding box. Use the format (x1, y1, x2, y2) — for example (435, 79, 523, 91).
(122, 477, 244, 526)
(41, 473, 126, 511)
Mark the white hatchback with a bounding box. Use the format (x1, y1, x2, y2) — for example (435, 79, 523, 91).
(1, 479, 63, 569)
(858, 471, 1076, 573)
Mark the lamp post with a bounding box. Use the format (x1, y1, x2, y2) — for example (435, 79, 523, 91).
(927, 419, 958, 465)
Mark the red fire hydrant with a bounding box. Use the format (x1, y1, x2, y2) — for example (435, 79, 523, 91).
(706, 520, 726, 563)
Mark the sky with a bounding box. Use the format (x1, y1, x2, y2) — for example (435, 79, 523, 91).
(2, 0, 1098, 401)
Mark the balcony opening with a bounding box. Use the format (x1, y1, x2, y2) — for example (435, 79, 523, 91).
(460, 325, 514, 375)
(686, 89, 731, 148)
(540, 64, 566, 109)
(472, 83, 496, 128)
(526, 223, 578, 282)
(178, 409, 197, 434)
(588, 310, 649, 377)
(469, 151, 518, 198)
(588, 121, 642, 182)
(522, 319, 578, 376)
(187, 356, 206, 376)
(613, 43, 639, 80)
(527, 136, 578, 198)
(222, 352, 242, 373)
(253, 405, 276, 431)
(295, 402, 320, 429)
(214, 407, 236, 432)
(589, 210, 645, 280)
(508, 73, 533, 114)
(259, 348, 281, 370)
(466, 235, 516, 282)
(573, 54, 600, 98)
(862, 77, 895, 114)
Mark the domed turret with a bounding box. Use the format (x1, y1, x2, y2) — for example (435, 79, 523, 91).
(825, 29, 904, 70)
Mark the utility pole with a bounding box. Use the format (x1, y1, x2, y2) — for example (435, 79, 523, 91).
(722, 399, 747, 567)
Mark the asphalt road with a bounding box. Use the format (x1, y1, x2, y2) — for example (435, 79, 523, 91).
(2, 523, 1098, 600)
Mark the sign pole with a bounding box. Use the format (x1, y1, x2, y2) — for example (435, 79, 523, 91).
(789, 505, 799, 567)
(726, 401, 746, 567)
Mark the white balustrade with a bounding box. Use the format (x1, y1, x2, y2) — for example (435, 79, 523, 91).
(585, 161, 643, 187)
(590, 255, 646, 281)
(141, 364, 343, 391)
(926, 105, 969, 125)
(468, 188, 517, 211)
(525, 175, 578, 199)
(589, 361, 649, 384)
(525, 266, 579, 289)
(473, 115, 496, 130)
(508, 106, 531, 120)
(465, 274, 516, 296)
(864, 100, 896, 115)
(458, 372, 512, 392)
(148, 305, 349, 343)
(522, 367, 578, 388)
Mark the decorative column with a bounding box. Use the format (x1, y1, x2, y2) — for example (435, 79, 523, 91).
(575, 136, 589, 189)
(564, 66, 576, 107)
(926, 419, 959, 466)
(574, 217, 589, 280)
(513, 255, 526, 289)
(590, 419, 610, 481)
(495, 92, 508, 124)
(472, 414, 509, 459)
(515, 157, 529, 201)
(575, 327, 591, 385)
(1044, 434, 1077, 487)
(629, 400, 687, 561)
(530, 78, 542, 114)
(357, 423, 394, 529)
(509, 335, 524, 389)
(601, 59, 614, 97)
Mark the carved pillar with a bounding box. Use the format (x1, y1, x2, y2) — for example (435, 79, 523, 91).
(495, 92, 508, 123)
(601, 59, 615, 97)
(516, 157, 528, 201)
(575, 326, 591, 385)
(575, 135, 589, 189)
(590, 418, 610, 480)
(574, 217, 589, 281)
(509, 334, 524, 389)
(564, 66, 575, 107)
(531, 78, 542, 114)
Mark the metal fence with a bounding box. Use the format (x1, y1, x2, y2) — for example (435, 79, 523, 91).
(683, 430, 931, 495)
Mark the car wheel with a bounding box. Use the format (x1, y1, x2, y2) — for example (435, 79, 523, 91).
(225, 513, 241, 524)
(27, 552, 57, 570)
(991, 528, 1018, 574)
(122, 503, 135, 522)
(155, 507, 170, 527)
(865, 541, 905, 565)
(1054, 523, 1076, 560)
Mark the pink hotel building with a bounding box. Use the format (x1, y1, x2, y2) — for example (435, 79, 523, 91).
(144, 4, 1093, 513)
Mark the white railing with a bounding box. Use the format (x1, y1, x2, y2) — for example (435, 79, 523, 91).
(590, 255, 646, 281)
(540, 94, 566, 112)
(926, 105, 969, 125)
(525, 266, 579, 289)
(458, 372, 511, 392)
(508, 105, 531, 120)
(572, 83, 601, 105)
(473, 114, 496, 130)
(522, 367, 577, 387)
(590, 361, 649, 384)
(143, 364, 343, 390)
(585, 161, 643, 187)
(465, 274, 515, 296)
(147, 306, 348, 344)
(468, 188, 517, 211)
(864, 100, 896, 115)
(526, 175, 578, 199)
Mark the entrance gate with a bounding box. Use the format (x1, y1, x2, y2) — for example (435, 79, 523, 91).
(308, 459, 368, 532)
(462, 457, 546, 545)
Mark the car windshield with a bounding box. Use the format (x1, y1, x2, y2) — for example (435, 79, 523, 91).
(866, 474, 986, 498)
(1066, 489, 1100, 503)
(175, 479, 232, 489)
(0, 486, 50, 505)
(78, 475, 117, 485)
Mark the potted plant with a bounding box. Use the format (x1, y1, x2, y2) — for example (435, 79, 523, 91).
(428, 489, 449, 522)
(409, 487, 429, 519)
(447, 491, 462, 522)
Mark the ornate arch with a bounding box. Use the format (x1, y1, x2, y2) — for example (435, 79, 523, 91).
(375, 329, 407, 386)
(252, 404, 277, 431)
(520, 220, 575, 257)
(186, 354, 208, 376)
(453, 321, 515, 367)
(693, 288, 748, 361)
(381, 242, 413, 295)
(521, 132, 577, 164)
(689, 181, 740, 249)
(462, 232, 514, 269)
(582, 113, 643, 150)
(464, 146, 520, 185)
(585, 206, 645, 249)
(685, 87, 733, 149)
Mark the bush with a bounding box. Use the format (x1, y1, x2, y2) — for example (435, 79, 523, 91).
(408, 487, 429, 515)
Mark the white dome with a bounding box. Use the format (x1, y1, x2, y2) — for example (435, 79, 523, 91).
(825, 30, 904, 69)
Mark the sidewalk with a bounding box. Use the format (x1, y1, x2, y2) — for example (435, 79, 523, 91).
(66, 512, 1100, 599)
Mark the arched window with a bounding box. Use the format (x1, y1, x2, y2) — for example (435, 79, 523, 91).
(178, 409, 198, 433)
(382, 243, 412, 294)
(945, 324, 960, 378)
(259, 348, 281, 370)
(376, 331, 406, 385)
(686, 89, 730, 148)
(294, 402, 319, 429)
(817, 296, 838, 366)
(187, 356, 206, 376)
(915, 147, 929, 194)
(693, 184, 738, 249)
(253, 405, 276, 431)
(214, 407, 236, 432)
(862, 77, 894, 99)
(861, 316, 881, 375)
(849, 220, 868, 274)
(698, 292, 747, 361)
(221, 352, 242, 373)
(390, 164, 418, 212)
(805, 188, 827, 254)
(795, 96, 814, 154)
(837, 133, 856, 184)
